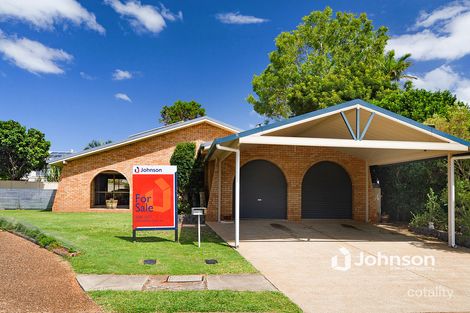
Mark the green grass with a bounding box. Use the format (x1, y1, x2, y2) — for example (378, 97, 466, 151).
(0, 210, 256, 275)
(90, 290, 302, 313)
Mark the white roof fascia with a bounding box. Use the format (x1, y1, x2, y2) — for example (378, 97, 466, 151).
(239, 136, 468, 151)
(250, 105, 358, 137)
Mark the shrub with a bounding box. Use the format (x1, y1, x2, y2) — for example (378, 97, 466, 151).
(170, 142, 199, 213)
(410, 188, 446, 229)
(46, 165, 62, 182)
(457, 207, 470, 236)
(0, 217, 76, 252)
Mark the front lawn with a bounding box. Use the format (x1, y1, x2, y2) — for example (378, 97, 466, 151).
(0, 210, 256, 275)
(90, 290, 302, 313)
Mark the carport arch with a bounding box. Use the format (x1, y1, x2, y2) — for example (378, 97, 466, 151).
(301, 161, 353, 219)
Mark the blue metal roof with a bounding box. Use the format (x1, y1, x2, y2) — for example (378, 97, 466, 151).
(206, 99, 470, 160)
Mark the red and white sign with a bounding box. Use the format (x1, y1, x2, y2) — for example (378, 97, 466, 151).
(132, 165, 177, 230)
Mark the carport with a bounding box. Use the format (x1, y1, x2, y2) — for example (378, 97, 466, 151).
(205, 99, 470, 247)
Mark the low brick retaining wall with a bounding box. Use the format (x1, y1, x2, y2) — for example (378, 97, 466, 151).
(409, 226, 470, 248)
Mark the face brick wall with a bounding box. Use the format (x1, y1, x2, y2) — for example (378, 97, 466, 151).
(53, 122, 234, 212)
(206, 144, 377, 223)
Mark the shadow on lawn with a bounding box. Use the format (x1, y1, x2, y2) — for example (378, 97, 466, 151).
(115, 236, 174, 243)
(178, 224, 231, 248)
(114, 225, 232, 247)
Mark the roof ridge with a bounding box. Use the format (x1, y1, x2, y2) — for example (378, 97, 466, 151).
(49, 115, 241, 165)
(129, 116, 208, 138)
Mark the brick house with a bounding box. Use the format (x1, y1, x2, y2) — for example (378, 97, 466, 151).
(50, 117, 239, 212)
(50, 100, 470, 247)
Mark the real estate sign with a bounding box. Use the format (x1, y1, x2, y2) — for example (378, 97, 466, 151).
(132, 165, 178, 240)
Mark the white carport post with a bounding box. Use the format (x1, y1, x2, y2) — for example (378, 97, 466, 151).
(365, 161, 369, 223)
(217, 158, 222, 222)
(448, 154, 470, 247)
(216, 144, 240, 248)
(448, 154, 455, 247)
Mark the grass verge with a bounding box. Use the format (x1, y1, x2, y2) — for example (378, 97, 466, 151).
(0, 210, 256, 275)
(90, 290, 302, 313)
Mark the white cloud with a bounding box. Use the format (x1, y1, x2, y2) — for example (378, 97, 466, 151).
(413, 65, 470, 104)
(112, 69, 132, 80)
(160, 4, 183, 22)
(0, 32, 72, 74)
(388, 1, 470, 61)
(115, 92, 132, 102)
(0, 0, 104, 34)
(415, 2, 469, 28)
(105, 0, 181, 33)
(80, 71, 96, 80)
(216, 12, 268, 25)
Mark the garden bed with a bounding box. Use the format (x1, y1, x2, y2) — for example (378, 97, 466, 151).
(0, 216, 78, 256)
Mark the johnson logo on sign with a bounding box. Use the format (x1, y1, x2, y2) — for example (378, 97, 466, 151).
(132, 165, 176, 175)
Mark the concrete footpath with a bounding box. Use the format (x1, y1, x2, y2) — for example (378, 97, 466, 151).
(77, 274, 277, 292)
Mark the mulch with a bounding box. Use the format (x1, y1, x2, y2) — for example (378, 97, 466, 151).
(0, 231, 101, 313)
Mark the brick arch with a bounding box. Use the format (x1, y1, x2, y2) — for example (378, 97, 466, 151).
(89, 168, 131, 184)
(237, 158, 289, 187)
(89, 169, 131, 209)
(299, 159, 354, 183)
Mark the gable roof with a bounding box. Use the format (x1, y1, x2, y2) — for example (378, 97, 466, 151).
(206, 99, 470, 161)
(50, 116, 241, 165)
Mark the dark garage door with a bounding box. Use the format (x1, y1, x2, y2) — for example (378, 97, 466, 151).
(302, 161, 352, 219)
(233, 160, 287, 219)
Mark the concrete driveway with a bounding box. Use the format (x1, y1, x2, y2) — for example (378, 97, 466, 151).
(208, 220, 470, 313)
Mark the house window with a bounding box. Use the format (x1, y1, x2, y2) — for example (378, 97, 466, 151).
(93, 171, 129, 208)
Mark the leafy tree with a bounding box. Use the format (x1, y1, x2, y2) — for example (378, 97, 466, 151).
(372, 85, 465, 122)
(384, 50, 416, 82)
(0, 120, 50, 180)
(247, 7, 399, 119)
(374, 159, 447, 221)
(160, 100, 206, 125)
(84, 139, 112, 150)
(376, 101, 470, 222)
(427, 105, 470, 226)
(425, 105, 470, 142)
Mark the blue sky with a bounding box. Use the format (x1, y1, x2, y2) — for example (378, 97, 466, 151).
(0, 0, 468, 151)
